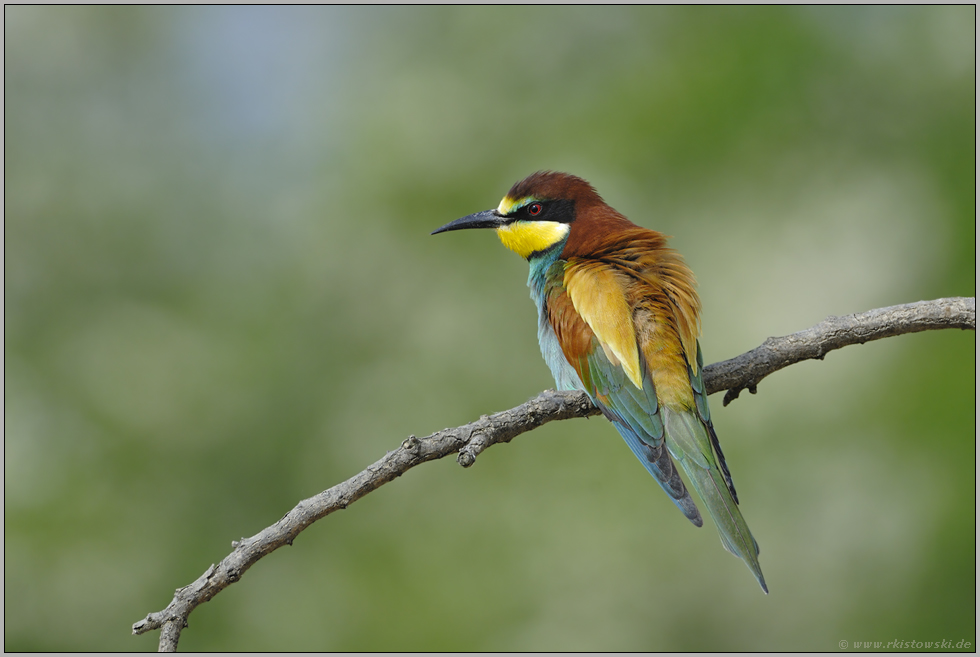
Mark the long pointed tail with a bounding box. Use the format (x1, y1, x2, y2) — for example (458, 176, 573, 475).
(610, 421, 704, 527)
(663, 408, 768, 593)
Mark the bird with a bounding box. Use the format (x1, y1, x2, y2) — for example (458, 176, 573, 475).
(431, 171, 767, 592)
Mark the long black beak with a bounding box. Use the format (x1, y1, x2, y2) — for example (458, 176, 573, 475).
(431, 209, 505, 235)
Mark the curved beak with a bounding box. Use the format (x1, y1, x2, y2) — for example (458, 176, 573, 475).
(431, 209, 505, 235)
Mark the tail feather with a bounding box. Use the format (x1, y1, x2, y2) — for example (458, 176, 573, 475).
(664, 408, 768, 593)
(610, 421, 704, 527)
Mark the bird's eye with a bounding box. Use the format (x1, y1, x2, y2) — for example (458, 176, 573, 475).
(527, 203, 543, 216)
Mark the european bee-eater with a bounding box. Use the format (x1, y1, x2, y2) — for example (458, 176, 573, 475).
(432, 171, 766, 592)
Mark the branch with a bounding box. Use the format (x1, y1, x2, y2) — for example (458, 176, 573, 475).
(132, 296, 974, 651)
(706, 296, 976, 405)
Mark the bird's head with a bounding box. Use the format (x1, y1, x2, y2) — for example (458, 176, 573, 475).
(432, 171, 629, 260)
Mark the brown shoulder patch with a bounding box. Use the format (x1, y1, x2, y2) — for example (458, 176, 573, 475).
(546, 281, 596, 390)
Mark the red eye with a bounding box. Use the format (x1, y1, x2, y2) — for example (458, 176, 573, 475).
(527, 203, 543, 216)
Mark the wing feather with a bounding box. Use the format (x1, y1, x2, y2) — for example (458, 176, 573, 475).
(547, 260, 700, 524)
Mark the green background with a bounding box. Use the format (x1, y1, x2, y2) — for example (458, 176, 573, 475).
(5, 6, 975, 651)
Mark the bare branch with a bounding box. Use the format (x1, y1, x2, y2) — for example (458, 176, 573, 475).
(705, 296, 976, 405)
(132, 390, 599, 651)
(132, 297, 974, 651)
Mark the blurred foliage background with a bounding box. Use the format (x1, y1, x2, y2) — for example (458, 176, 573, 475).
(4, 6, 975, 651)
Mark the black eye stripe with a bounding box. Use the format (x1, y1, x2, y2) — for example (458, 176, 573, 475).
(503, 199, 576, 226)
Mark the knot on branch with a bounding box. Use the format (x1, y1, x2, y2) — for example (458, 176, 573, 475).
(401, 435, 420, 453)
(722, 383, 758, 407)
(457, 449, 476, 467)
(457, 431, 490, 467)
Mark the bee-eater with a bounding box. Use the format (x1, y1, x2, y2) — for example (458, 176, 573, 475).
(432, 171, 766, 592)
